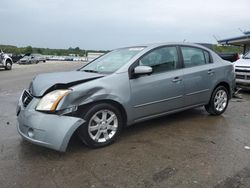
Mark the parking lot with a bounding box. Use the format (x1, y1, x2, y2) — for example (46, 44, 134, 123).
(0, 61, 250, 188)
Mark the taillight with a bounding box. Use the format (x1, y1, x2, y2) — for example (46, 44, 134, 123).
(237, 54, 240, 60)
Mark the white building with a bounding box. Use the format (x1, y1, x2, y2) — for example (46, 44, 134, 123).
(87, 52, 105, 62)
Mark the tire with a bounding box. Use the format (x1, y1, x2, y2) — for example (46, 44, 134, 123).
(205, 86, 229, 115)
(5, 61, 12, 70)
(77, 103, 123, 148)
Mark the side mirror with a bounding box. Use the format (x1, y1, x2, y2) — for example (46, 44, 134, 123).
(134, 65, 152, 76)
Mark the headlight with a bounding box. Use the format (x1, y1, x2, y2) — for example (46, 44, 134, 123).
(36, 89, 71, 111)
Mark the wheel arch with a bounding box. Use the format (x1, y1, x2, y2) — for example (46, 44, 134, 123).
(5, 58, 13, 65)
(76, 99, 128, 126)
(212, 81, 231, 99)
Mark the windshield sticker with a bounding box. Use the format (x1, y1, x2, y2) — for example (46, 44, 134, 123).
(129, 47, 144, 51)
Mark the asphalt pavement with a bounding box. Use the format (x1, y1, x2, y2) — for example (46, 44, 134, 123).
(0, 61, 250, 188)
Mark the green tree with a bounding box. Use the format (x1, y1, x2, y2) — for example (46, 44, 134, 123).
(24, 46, 33, 54)
(212, 45, 243, 53)
(37, 48, 42, 54)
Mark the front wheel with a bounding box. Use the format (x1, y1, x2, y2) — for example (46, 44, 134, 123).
(5, 61, 12, 70)
(205, 86, 229, 115)
(78, 103, 123, 148)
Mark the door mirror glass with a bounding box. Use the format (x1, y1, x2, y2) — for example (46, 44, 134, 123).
(134, 65, 152, 76)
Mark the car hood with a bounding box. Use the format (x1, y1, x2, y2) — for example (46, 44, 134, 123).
(234, 58, 250, 67)
(30, 71, 104, 97)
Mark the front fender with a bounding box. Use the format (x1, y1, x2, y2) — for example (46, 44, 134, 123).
(56, 72, 131, 120)
(58, 87, 125, 110)
(3, 57, 13, 65)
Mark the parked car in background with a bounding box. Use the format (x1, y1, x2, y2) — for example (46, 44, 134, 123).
(0, 50, 13, 70)
(234, 51, 250, 90)
(18, 54, 46, 64)
(11, 54, 24, 63)
(17, 43, 235, 152)
(217, 52, 240, 63)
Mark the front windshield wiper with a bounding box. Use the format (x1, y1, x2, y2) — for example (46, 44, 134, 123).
(243, 57, 250, 59)
(82, 69, 99, 73)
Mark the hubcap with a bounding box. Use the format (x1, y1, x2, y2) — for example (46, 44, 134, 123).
(214, 89, 227, 112)
(88, 109, 118, 143)
(7, 63, 11, 69)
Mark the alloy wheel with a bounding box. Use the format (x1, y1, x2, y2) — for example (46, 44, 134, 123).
(88, 109, 118, 143)
(6, 62, 11, 70)
(214, 89, 228, 112)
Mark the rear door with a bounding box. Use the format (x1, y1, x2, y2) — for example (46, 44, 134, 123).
(180, 46, 215, 106)
(129, 46, 185, 120)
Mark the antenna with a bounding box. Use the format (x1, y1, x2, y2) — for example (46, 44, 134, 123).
(238, 28, 246, 35)
(213, 35, 219, 42)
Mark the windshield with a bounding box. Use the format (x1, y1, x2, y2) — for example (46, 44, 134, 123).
(80, 47, 145, 73)
(243, 51, 250, 59)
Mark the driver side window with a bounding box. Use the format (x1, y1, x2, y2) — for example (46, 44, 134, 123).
(139, 46, 178, 74)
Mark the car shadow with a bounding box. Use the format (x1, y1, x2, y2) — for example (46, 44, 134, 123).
(239, 90, 250, 94)
(66, 108, 207, 150)
(121, 107, 219, 137)
(0, 69, 8, 72)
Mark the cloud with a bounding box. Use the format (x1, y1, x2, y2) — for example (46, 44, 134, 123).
(0, 0, 250, 49)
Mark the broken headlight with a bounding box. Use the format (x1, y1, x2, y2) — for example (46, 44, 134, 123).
(36, 89, 71, 111)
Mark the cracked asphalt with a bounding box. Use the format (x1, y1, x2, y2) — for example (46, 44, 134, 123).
(0, 61, 250, 188)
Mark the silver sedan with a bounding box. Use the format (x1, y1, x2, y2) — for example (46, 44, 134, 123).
(16, 43, 235, 152)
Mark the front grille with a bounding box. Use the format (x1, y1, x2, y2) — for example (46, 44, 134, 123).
(236, 75, 245, 79)
(235, 69, 250, 73)
(235, 66, 250, 68)
(236, 75, 250, 80)
(22, 90, 33, 107)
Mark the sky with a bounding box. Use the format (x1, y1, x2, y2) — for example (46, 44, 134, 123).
(0, 0, 250, 50)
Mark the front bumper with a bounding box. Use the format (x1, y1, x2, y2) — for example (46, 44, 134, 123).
(17, 92, 85, 152)
(236, 79, 250, 90)
(235, 68, 250, 90)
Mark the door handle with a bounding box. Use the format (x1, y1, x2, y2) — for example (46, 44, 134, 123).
(172, 77, 182, 83)
(208, 69, 215, 75)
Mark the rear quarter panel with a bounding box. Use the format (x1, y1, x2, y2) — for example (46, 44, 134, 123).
(210, 54, 235, 98)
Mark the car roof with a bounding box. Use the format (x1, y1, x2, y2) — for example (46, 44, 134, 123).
(152, 42, 211, 49)
(116, 42, 212, 52)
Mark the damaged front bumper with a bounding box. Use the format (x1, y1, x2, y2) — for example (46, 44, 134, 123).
(16, 91, 85, 152)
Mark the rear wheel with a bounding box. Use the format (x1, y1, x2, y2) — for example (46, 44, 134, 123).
(5, 61, 12, 70)
(78, 103, 123, 148)
(205, 86, 229, 115)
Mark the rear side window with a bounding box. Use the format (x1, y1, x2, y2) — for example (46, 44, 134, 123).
(181, 47, 207, 68)
(139, 46, 178, 74)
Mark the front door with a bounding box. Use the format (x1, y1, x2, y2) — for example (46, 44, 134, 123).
(129, 46, 185, 121)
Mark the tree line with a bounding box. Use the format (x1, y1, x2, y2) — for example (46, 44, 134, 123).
(212, 45, 242, 53)
(0, 45, 109, 56)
